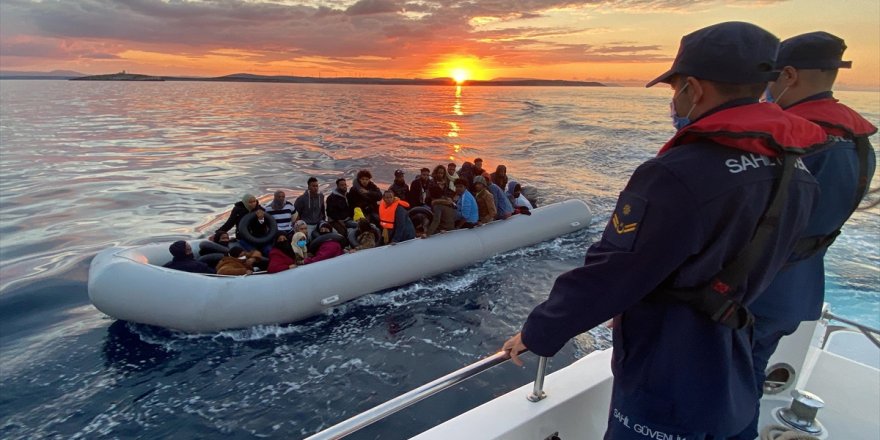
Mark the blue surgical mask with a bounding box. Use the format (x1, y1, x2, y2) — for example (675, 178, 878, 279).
(670, 83, 693, 131)
(296, 240, 307, 247)
(762, 86, 775, 103)
(762, 85, 788, 105)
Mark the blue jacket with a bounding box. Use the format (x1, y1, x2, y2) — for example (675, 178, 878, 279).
(456, 190, 478, 223)
(521, 101, 823, 435)
(488, 183, 514, 219)
(750, 93, 877, 323)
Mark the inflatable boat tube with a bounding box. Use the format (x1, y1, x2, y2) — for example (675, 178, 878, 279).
(88, 199, 592, 333)
(237, 211, 277, 247)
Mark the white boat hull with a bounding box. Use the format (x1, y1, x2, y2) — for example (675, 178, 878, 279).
(88, 199, 592, 333)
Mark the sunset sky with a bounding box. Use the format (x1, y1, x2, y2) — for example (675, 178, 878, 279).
(1, 0, 878, 89)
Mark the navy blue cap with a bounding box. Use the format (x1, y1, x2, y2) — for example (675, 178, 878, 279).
(776, 31, 851, 70)
(646, 22, 780, 87)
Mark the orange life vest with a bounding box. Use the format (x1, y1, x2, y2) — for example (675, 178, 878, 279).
(378, 198, 410, 229)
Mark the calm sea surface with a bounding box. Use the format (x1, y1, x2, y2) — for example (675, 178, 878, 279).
(0, 80, 878, 439)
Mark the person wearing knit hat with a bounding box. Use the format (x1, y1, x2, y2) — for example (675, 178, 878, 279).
(163, 240, 214, 274)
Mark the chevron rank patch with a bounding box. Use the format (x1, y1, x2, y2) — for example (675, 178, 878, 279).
(603, 191, 647, 251)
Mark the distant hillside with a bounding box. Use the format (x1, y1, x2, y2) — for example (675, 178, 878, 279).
(70, 72, 164, 81)
(0, 70, 85, 79)
(5, 71, 606, 87)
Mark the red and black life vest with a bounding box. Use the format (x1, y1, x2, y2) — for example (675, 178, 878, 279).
(651, 103, 827, 329)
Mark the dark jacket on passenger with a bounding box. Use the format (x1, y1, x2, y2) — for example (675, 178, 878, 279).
(326, 189, 352, 222)
(408, 177, 433, 207)
(347, 180, 382, 218)
(428, 199, 457, 235)
(216, 201, 261, 238)
(164, 255, 215, 274)
(389, 205, 416, 243)
(294, 191, 325, 225)
(389, 181, 410, 201)
(520, 101, 823, 436)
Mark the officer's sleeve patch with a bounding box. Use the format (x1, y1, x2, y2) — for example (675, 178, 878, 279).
(602, 191, 647, 251)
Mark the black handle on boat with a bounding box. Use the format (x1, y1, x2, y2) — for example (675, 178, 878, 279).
(304, 349, 534, 440)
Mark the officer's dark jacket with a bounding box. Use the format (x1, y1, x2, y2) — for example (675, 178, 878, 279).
(750, 93, 877, 323)
(521, 102, 824, 434)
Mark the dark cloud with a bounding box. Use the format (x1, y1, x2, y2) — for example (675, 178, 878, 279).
(0, 0, 778, 72)
(346, 0, 403, 15)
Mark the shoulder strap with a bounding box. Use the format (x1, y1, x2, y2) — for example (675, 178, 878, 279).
(789, 135, 872, 261)
(648, 152, 798, 329)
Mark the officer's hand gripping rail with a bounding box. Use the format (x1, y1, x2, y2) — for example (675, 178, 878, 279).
(304, 350, 549, 440)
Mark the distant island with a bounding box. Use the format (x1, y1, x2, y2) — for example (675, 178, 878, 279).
(65, 72, 604, 87)
(70, 71, 164, 81)
(0, 70, 606, 87)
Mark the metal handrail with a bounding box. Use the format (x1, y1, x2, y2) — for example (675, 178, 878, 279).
(824, 310, 880, 348)
(304, 350, 547, 440)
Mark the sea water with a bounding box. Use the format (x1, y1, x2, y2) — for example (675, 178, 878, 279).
(0, 81, 877, 438)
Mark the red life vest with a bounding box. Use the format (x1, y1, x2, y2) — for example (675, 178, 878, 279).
(659, 102, 829, 157)
(379, 198, 409, 229)
(786, 98, 878, 139)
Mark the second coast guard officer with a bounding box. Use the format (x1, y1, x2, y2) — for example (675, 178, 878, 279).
(502, 22, 826, 439)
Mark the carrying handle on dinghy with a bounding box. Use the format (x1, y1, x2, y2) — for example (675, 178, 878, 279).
(304, 349, 547, 439)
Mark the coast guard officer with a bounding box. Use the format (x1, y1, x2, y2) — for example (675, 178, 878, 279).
(501, 22, 826, 438)
(733, 32, 877, 440)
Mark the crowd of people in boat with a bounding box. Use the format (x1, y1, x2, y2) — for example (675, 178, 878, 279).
(163, 158, 537, 275)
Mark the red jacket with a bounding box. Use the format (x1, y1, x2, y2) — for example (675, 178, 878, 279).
(267, 248, 296, 273)
(303, 241, 344, 265)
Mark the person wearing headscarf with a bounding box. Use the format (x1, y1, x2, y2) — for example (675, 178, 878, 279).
(163, 240, 215, 274)
(215, 193, 261, 240)
(290, 231, 308, 263)
(268, 234, 298, 273)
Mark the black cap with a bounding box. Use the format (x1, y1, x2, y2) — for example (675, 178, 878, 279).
(646, 21, 780, 87)
(776, 31, 851, 70)
(394, 169, 405, 176)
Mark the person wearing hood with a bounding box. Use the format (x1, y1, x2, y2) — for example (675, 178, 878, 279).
(303, 222, 344, 264)
(487, 179, 514, 220)
(457, 162, 476, 190)
(267, 234, 298, 273)
(490, 164, 509, 191)
(472, 176, 497, 225)
(507, 181, 534, 213)
(215, 193, 261, 240)
(290, 231, 308, 264)
(501, 22, 822, 438)
(347, 169, 383, 225)
(294, 177, 325, 232)
(163, 240, 215, 274)
(388, 169, 410, 201)
(266, 190, 297, 237)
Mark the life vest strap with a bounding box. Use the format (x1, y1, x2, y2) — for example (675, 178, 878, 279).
(646, 152, 798, 330)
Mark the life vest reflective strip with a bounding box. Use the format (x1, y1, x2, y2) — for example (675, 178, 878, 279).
(659, 102, 829, 157)
(649, 103, 826, 329)
(379, 199, 410, 229)
(785, 98, 877, 260)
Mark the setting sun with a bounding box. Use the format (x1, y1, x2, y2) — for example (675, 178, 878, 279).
(451, 68, 470, 83)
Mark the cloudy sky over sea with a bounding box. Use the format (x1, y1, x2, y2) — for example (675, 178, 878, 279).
(1, 0, 878, 88)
